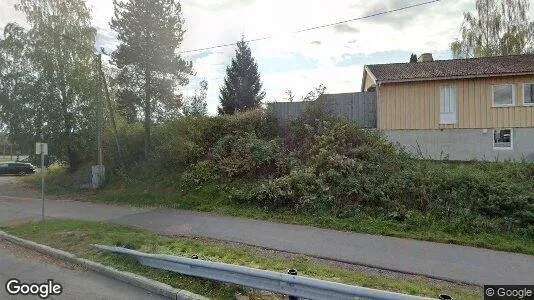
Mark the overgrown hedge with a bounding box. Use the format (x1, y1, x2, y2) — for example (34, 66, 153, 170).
(103, 107, 534, 236)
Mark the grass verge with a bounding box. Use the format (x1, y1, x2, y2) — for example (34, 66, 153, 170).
(19, 167, 534, 255)
(2, 219, 481, 299)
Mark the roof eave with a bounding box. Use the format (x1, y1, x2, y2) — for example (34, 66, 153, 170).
(362, 66, 378, 91)
(376, 71, 534, 84)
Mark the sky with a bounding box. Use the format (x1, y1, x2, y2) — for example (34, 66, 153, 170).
(3, 0, 532, 114)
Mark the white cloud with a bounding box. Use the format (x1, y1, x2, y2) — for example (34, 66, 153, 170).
(2, 0, 534, 114)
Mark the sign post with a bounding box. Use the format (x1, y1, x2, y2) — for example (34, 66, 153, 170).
(36, 142, 47, 221)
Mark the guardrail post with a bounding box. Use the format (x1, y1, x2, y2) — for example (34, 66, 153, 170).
(287, 269, 298, 300)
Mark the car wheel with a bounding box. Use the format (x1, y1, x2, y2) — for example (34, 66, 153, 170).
(18, 171, 26, 176)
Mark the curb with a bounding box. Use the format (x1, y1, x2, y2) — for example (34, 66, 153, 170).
(0, 231, 209, 300)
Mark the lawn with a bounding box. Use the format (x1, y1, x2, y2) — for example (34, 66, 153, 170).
(2, 219, 481, 300)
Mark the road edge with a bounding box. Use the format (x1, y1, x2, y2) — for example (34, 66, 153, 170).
(0, 231, 209, 300)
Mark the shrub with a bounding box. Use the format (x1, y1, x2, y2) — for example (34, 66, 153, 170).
(104, 107, 534, 233)
(241, 167, 321, 209)
(184, 133, 283, 182)
(104, 109, 277, 171)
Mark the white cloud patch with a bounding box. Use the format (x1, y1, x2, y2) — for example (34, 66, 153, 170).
(183, 0, 256, 12)
(333, 23, 360, 34)
(3, 0, 534, 114)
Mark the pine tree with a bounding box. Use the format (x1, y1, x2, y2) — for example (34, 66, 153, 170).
(110, 0, 193, 159)
(409, 53, 418, 62)
(219, 37, 265, 114)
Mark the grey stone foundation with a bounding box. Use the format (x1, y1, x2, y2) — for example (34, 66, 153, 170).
(384, 128, 534, 161)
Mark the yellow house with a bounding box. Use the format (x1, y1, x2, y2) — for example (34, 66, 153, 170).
(362, 53, 534, 161)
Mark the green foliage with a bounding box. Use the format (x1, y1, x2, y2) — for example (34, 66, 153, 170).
(182, 79, 208, 116)
(4, 220, 482, 299)
(69, 107, 534, 252)
(451, 0, 534, 58)
(218, 37, 266, 114)
(110, 0, 194, 159)
(103, 109, 278, 175)
(207, 133, 282, 180)
(0, 0, 98, 168)
(181, 113, 534, 233)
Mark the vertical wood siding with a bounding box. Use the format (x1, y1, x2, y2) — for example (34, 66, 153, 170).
(269, 92, 377, 128)
(378, 75, 534, 130)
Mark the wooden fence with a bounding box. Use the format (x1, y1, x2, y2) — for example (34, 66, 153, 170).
(267, 92, 377, 128)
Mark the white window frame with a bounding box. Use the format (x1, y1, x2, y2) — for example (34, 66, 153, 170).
(493, 128, 514, 150)
(439, 85, 457, 125)
(523, 83, 534, 106)
(492, 84, 515, 107)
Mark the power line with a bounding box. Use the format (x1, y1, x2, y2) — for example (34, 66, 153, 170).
(295, 0, 442, 33)
(179, 0, 443, 54)
(51, 0, 443, 59)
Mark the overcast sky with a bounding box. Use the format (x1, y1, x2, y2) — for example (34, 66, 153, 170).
(3, 0, 532, 114)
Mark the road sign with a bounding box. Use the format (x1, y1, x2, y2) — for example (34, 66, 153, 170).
(35, 143, 48, 155)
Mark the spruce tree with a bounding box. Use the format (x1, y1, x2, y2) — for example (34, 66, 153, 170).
(219, 37, 265, 114)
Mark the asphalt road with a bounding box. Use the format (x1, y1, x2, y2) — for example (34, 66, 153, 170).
(1, 175, 533, 286)
(0, 240, 167, 300)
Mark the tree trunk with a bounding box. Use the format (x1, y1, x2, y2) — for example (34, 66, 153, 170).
(143, 69, 151, 160)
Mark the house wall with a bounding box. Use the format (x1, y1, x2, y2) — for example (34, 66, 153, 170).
(385, 128, 534, 161)
(377, 75, 534, 130)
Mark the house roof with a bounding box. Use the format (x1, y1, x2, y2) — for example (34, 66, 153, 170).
(365, 54, 534, 84)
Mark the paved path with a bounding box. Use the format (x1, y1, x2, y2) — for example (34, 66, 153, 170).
(1, 176, 533, 286)
(0, 240, 167, 299)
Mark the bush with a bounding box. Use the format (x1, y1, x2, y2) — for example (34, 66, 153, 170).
(104, 109, 277, 171)
(249, 167, 320, 208)
(103, 108, 534, 233)
(209, 133, 282, 179)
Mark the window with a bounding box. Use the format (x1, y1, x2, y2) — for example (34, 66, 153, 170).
(493, 129, 513, 149)
(440, 85, 457, 124)
(524, 83, 534, 105)
(492, 84, 515, 107)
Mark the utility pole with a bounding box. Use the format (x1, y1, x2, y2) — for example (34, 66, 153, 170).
(96, 51, 123, 166)
(96, 54, 103, 166)
(91, 54, 105, 189)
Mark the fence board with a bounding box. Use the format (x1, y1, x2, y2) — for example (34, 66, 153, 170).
(268, 92, 377, 128)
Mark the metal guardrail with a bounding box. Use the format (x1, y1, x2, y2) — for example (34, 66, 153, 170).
(93, 244, 432, 300)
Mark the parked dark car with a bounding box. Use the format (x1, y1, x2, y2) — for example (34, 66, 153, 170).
(0, 162, 37, 176)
